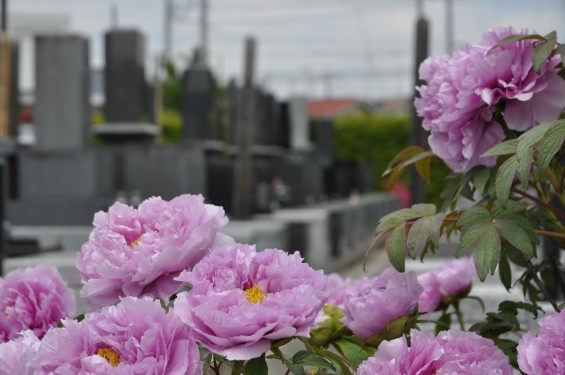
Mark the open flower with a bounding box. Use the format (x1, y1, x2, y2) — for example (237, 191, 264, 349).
(173, 244, 328, 360)
(355, 330, 442, 375)
(435, 330, 514, 374)
(0, 265, 76, 342)
(342, 268, 422, 339)
(517, 309, 565, 374)
(77, 194, 232, 310)
(417, 257, 474, 313)
(27, 296, 201, 374)
(356, 329, 513, 375)
(415, 26, 565, 173)
(0, 331, 40, 375)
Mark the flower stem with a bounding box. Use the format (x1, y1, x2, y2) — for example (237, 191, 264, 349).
(535, 229, 565, 240)
(528, 261, 561, 312)
(452, 300, 465, 331)
(511, 187, 565, 219)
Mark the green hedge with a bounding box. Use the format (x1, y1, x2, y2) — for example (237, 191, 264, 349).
(160, 109, 183, 143)
(333, 112, 449, 205)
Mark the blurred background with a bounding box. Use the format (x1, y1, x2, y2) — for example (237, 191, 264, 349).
(0, 0, 564, 303)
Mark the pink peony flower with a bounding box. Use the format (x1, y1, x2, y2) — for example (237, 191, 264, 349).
(417, 257, 475, 313)
(324, 273, 368, 308)
(77, 194, 233, 310)
(27, 296, 201, 374)
(356, 329, 513, 375)
(355, 330, 442, 375)
(342, 268, 423, 339)
(435, 330, 514, 374)
(415, 27, 565, 173)
(0, 331, 40, 375)
(0, 265, 76, 342)
(517, 309, 565, 374)
(173, 244, 328, 360)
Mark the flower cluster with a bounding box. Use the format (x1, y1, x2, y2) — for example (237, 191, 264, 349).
(174, 244, 328, 360)
(415, 26, 565, 172)
(417, 257, 474, 313)
(517, 309, 565, 374)
(76, 194, 232, 310)
(356, 329, 514, 375)
(342, 268, 422, 339)
(7, 26, 565, 371)
(0, 265, 75, 342)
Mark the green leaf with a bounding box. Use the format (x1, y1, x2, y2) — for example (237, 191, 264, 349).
(556, 44, 565, 65)
(488, 33, 546, 53)
(333, 338, 374, 367)
(495, 211, 540, 245)
(533, 33, 556, 74)
(243, 355, 268, 375)
(517, 147, 533, 189)
(375, 203, 437, 234)
(458, 206, 491, 233)
(495, 155, 518, 206)
(415, 155, 432, 184)
(516, 121, 553, 156)
(472, 225, 501, 281)
(538, 121, 565, 171)
(406, 213, 445, 259)
(382, 146, 435, 188)
(494, 218, 535, 257)
(473, 168, 491, 196)
(457, 222, 500, 281)
(481, 139, 518, 157)
(498, 252, 512, 291)
(435, 313, 452, 334)
(286, 363, 305, 375)
(386, 224, 407, 272)
(499, 300, 542, 319)
(292, 351, 336, 372)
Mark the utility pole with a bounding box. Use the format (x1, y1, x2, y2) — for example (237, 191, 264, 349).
(163, 0, 173, 63)
(410, 0, 429, 205)
(0, 0, 7, 276)
(445, 0, 454, 54)
(232, 37, 256, 219)
(110, 2, 119, 29)
(199, 0, 208, 66)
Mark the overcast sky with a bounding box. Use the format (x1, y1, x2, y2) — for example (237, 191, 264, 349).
(7, 0, 565, 100)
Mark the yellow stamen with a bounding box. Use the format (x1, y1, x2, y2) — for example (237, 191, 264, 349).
(97, 347, 120, 367)
(129, 236, 142, 249)
(245, 284, 268, 304)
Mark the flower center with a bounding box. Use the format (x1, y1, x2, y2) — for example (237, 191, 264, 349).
(97, 347, 120, 367)
(245, 284, 267, 304)
(129, 236, 142, 249)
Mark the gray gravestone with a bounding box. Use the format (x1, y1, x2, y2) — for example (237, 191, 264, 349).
(315, 118, 334, 162)
(256, 91, 277, 146)
(182, 66, 214, 140)
(288, 96, 311, 151)
(104, 30, 145, 122)
(9, 42, 19, 138)
(34, 35, 90, 151)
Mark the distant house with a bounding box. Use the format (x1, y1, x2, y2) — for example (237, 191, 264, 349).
(308, 98, 365, 120)
(308, 97, 410, 120)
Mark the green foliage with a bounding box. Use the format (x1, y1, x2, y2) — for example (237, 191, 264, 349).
(334, 112, 449, 204)
(92, 109, 105, 125)
(160, 109, 183, 143)
(334, 112, 410, 191)
(162, 62, 182, 111)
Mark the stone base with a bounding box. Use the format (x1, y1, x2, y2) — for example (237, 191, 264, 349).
(93, 123, 160, 144)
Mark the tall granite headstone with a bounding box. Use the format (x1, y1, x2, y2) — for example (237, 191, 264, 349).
(35, 35, 90, 151)
(288, 96, 311, 151)
(182, 66, 214, 140)
(104, 30, 145, 122)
